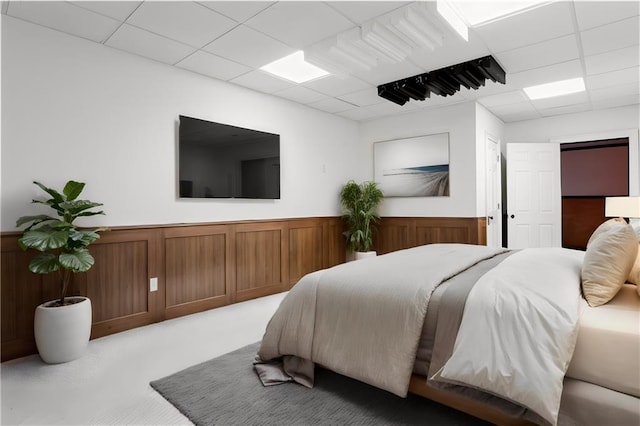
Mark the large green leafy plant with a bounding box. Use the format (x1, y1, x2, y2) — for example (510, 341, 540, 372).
(17, 181, 106, 306)
(340, 180, 384, 253)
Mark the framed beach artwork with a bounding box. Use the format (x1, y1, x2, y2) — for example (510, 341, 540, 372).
(374, 133, 450, 197)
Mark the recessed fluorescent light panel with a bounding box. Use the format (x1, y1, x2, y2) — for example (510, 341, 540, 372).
(260, 51, 329, 84)
(444, 0, 550, 26)
(523, 77, 585, 100)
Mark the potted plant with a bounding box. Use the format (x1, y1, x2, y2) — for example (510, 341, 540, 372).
(340, 180, 384, 260)
(16, 180, 106, 364)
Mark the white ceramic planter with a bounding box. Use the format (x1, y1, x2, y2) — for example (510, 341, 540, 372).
(354, 251, 377, 260)
(34, 297, 92, 364)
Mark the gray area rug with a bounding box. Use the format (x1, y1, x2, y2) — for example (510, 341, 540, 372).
(151, 342, 490, 425)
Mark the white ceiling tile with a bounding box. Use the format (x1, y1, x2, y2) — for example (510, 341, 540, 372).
(203, 25, 295, 68)
(7, 1, 121, 43)
(328, 2, 408, 24)
(126, 2, 237, 48)
(394, 99, 432, 112)
(410, 31, 490, 72)
(585, 45, 640, 75)
(337, 108, 380, 121)
(198, 2, 275, 23)
(229, 70, 294, 94)
(360, 100, 407, 116)
(592, 93, 640, 110)
(473, 2, 574, 53)
(308, 97, 358, 113)
(338, 88, 383, 107)
(538, 103, 591, 117)
(586, 67, 640, 91)
(106, 24, 194, 65)
(70, 1, 142, 22)
(496, 35, 579, 74)
(303, 75, 371, 97)
(530, 91, 590, 110)
(244, 2, 355, 48)
(349, 60, 425, 86)
(508, 59, 584, 89)
(456, 88, 484, 101)
(478, 90, 529, 108)
(457, 80, 518, 101)
(589, 81, 640, 101)
(273, 86, 327, 104)
(371, 93, 467, 112)
(381, 92, 465, 116)
(498, 110, 542, 122)
(418, 92, 467, 108)
(487, 101, 540, 122)
(580, 16, 639, 57)
(176, 50, 251, 81)
(575, 1, 639, 31)
(489, 101, 537, 115)
(384, 98, 429, 112)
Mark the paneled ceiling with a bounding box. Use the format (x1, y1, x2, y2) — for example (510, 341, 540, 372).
(3, 1, 639, 123)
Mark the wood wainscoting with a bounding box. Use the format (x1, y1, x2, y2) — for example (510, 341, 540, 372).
(1, 215, 485, 361)
(375, 217, 486, 254)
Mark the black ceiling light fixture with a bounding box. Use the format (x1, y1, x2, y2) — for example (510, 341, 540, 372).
(377, 55, 506, 106)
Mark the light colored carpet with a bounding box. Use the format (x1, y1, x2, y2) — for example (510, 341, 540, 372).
(151, 342, 490, 426)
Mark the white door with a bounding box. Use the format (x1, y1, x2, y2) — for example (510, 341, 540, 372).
(486, 135, 502, 247)
(507, 143, 561, 248)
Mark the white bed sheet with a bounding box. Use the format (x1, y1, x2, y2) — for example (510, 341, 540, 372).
(567, 283, 640, 397)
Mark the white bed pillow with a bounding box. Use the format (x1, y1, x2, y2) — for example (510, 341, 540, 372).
(586, 217, 626, 248)
(582, 224, 638, 307)
(588, 218, 640, 287)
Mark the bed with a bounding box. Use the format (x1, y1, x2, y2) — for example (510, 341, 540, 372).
(255, 222, 640, 426)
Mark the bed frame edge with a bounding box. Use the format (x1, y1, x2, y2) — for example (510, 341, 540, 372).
(408, 375, 537, 426)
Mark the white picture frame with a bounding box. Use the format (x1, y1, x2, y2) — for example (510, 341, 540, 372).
(374, 133, 450, 197)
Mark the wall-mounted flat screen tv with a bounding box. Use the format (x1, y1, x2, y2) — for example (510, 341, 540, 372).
(178, 115, 280, 199)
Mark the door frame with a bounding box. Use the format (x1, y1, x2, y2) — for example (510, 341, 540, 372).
(485, 133, 502, 247)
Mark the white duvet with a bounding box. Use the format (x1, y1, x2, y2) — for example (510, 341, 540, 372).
(435, 248, 584, 426)
(257, 243, 507, 397)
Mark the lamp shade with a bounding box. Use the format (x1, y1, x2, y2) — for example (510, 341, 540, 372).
(605, 197, 640, 218)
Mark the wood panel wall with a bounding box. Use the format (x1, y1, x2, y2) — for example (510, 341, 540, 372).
(561, 198, 607, 250)
(1, 216, 484, 361)
(560, 138, 629, 250)
(375, 217, 486, 254)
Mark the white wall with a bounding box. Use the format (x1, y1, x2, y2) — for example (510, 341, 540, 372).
(1, 17, 361, 231)
(475, 103, 505, 216)
(359, 101, 479, 217)
(504, 104, 640, 194)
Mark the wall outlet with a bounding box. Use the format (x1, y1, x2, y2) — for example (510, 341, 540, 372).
(150, 277, 158, 292)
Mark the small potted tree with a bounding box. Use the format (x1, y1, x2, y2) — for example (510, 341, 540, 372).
(340, 180, 384, 260)
(16, 180, 106, 364)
